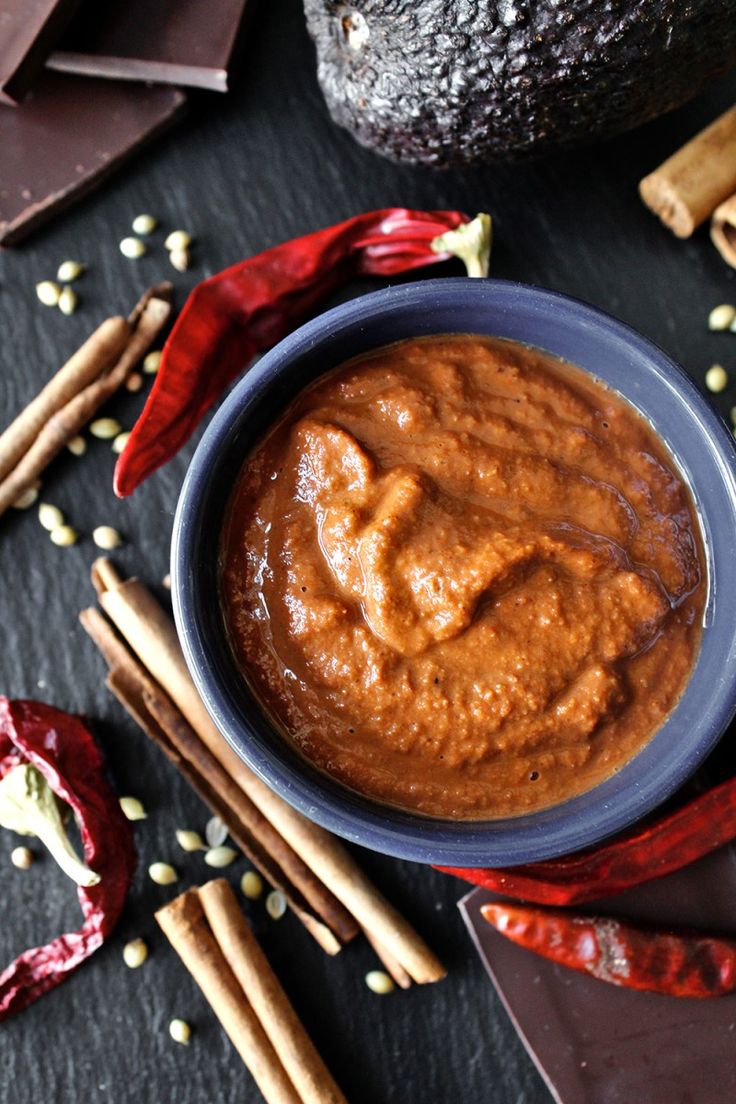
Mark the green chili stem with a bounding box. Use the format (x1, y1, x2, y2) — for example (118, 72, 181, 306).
(431, 213, 492, 278)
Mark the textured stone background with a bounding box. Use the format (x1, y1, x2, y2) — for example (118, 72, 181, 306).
(1, 2, 734, 1101)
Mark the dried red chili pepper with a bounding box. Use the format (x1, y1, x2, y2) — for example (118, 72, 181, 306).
(0, 697, 135, 1020)
(114, 208, 491, 496)
(438, 774, 736, 906)
(481, 900, 736, 998)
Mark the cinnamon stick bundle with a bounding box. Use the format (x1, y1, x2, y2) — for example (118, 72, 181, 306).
(0, 283, 172, 519)
(639, 104, 736, 238)
(83, 559, 446, 984)
(711, 194, 736, 268)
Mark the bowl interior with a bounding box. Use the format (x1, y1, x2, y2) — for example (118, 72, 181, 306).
(172, 279, 736, 866)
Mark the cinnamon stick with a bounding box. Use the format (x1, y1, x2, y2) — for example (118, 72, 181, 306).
(200, 879, 349, 1104)
(89, 560, 446, 983)
(361, 927, 412, 990)
(80, 605, 352, 952)
(711, 193, 736, 267)
(639, 105, 736, 238)
(0, 289, 172, 519)
(156, 889, 302, 1104)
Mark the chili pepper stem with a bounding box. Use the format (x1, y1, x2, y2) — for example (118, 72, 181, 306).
(431, 213, 492, 277)
(0, 764, 100, 887)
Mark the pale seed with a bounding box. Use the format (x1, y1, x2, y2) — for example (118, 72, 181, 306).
(119, 796, 147, 821)
(57, 260, 85, 283)
(169, 248, 190, 273)
(90, 417, 122, 439)
(122, 938, 148, 968)
(93, 525, 123, 550)
(58, 286, 78, 316)
(169, 1019, 191, 1045)
(162, 573, 171, 590)
(265, 889, 287, 920)
(38, 502, 64, 530)
(365, 970, 395, 995)
(119, 236, 146, 259)
(240, 871, 263, 899)
(730, 406, 736, 426)
(125, 372, 144, 392)
(50, 525, 78, 546)
(204, 845, 238, 868)
(205, 815, 227, 848)
(148, 861, 178, 886)
(12, 486, 39, 509)
(705, 364, 729, 393)
(11, 846, 34, 869)
(176, 829, 205, 852)
(36, 280, 61, 307)
(112, 432, 130, 454)
(708, 304, 736, 331)
(143, 350, 162, 375)
(131, 214, 157, 235)
(67, 435, 87, 456)
(165, 230, 192, 252)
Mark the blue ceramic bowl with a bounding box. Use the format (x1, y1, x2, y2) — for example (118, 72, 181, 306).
(172, 278, 736, 867)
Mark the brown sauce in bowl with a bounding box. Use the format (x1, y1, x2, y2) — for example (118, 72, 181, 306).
(220, 335, 705, 819)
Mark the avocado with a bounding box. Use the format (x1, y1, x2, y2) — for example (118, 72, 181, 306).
(304, 1, 736, 167)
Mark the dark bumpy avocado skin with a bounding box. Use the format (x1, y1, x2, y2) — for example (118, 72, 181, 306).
(304, 1, 736, 166)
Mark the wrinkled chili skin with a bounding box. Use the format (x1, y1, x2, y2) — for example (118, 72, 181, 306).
(113, 207, 467, 496)
(481, 901, 736, 998)
(0, 698, 136, 1020)
(438, 774, 736, 905)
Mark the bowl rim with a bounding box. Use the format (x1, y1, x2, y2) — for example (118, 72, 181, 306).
(172, 277, 736, 866)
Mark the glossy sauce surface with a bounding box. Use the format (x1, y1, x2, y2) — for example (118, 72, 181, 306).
(221, 336, 705, 819)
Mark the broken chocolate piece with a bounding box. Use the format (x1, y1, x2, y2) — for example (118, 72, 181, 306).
(459, 845, 736, 1104)
(0, 0, 81, 105)
(0, 73, 185, 245)
(48, 0, 249, 93)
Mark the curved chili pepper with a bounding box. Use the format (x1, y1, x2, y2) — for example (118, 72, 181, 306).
(438, 774, 736, 905)
(481, 901, 736, 998)
(113, 207, 487, 497)
(0, 697, 136, 1020)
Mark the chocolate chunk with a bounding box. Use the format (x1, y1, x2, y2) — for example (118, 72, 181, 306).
(459, 846, 736, 1104)
(0, 73, 185, 245)
(48, 0, 250, 93)
(0, 0, 82, 105)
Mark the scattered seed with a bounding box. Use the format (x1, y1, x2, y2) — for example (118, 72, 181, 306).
(365, 970, 395, 995)
(112, 432, 130, 454)
(162, 573, 171, 590)
(265, 889, 287, 920)
(705, 363, 729, 393)
(58, 286, 78, 316)
(119, 237, 146, 259)
(122, 938, 148, 968)
(165, 230, 192, 252)
(730, 406, 736, 426)
(11, 846, 34, 869)
(143, 350, 162, 375)
(67, 435, 87, 456)
(93, 525, 123, 550)
(708, 304, 736, 331)
(50, 524, 78, 546)
(36, 280, 61, 307)
(12, 486, 39, 509)
(169, 248, 190, 273)
(169, 1019, 191, 1045)
(57, 260, 85, 283)
(240, 871, 264, 899)
(149, 861, 178, 886)
(125, 372, 144, 393)
(38, 502, 64, 530)
(132, 214, 158, 235)
(90, 417, 122, 439)
(176, 829, 205, 852)
(205, 815, 228, 848)
(204, 845, 238, 868)
(119, 796, 147, 821)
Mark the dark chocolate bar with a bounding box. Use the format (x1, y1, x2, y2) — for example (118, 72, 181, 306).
(0, 73, 185, 245)
(460, 846, 736, 1104)
(47, 0, 249, 93)
(0, 0, 81, 105)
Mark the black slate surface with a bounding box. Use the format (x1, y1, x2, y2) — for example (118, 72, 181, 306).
(0, 2, 735, 1102)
